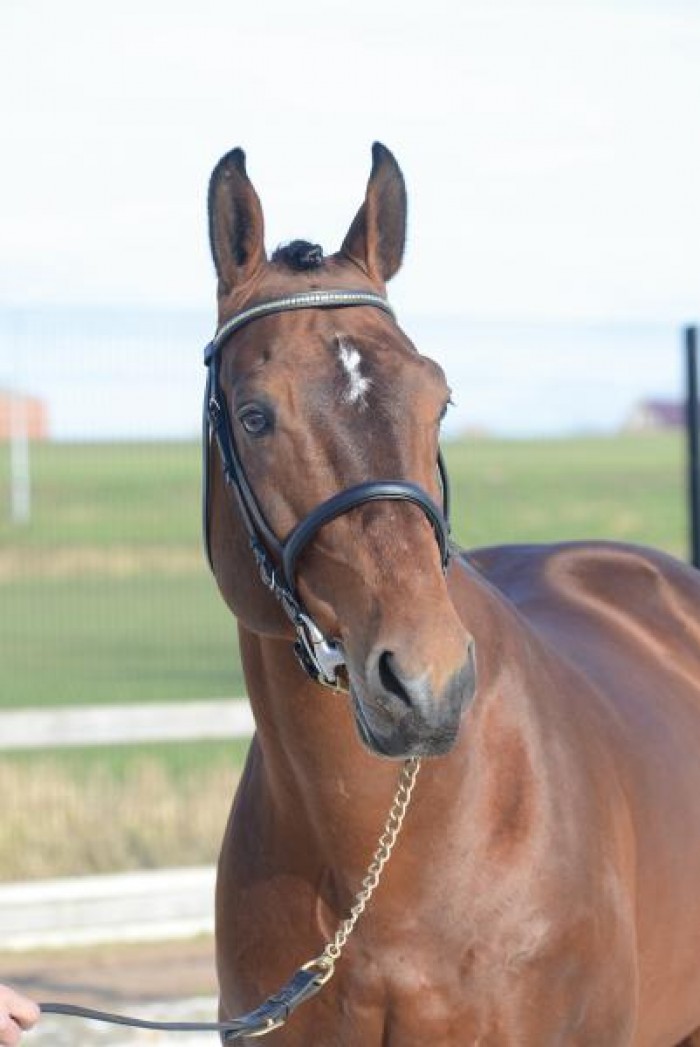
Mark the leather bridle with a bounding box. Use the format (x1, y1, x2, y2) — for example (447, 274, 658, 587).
(202, 289, 452, 690)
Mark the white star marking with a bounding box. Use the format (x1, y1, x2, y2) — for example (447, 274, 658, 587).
(336, 337, 371, 408)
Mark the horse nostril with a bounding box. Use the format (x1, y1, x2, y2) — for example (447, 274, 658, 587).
(377, 651, 412, 707)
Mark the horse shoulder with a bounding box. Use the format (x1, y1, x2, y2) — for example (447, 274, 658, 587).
(465, 541, 700, 1041)
(466, 540, 700, 674)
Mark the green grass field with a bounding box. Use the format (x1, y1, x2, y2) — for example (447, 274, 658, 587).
(2, 575, 244, 706)
(0, 432, 690, 877)
(0, 432, 688, 710)
(450, 432, 686, 553)
(0, 441, 202, 548)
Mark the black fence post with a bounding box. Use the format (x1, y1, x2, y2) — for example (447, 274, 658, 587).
(686, 326, 700, 569)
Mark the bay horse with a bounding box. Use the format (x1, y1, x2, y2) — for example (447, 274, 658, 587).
(204, 143, 700, 1045)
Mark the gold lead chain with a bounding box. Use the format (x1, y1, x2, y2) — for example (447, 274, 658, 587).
(304, 756, 422, 983)
(39, 757, 423, 1040)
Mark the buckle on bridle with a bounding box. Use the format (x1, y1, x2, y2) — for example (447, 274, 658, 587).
(208, 395, 222, 427)
(249, 538, 345, 689)
(251, 541, 277, 591)
(294, 613, 346, 691)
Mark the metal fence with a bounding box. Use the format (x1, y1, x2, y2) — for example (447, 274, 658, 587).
(0, 308, 693, 888)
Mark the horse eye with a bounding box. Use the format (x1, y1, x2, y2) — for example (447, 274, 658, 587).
(238, 407, 271, 436)
(439, 397, 454, 423)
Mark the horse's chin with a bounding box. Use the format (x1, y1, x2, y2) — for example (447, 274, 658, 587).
(349, 684, 460, 761)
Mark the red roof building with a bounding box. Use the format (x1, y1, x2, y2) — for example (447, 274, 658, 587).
(0, 391, 49, 441)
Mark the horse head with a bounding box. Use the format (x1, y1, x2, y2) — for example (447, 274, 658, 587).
(205, 143, 476, 759)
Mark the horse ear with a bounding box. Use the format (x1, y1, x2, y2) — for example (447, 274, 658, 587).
(208, 148, 266, 294)
(340, 142, 407, 284)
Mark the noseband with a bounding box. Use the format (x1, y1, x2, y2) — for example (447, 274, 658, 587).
(202, 290, 451, 689)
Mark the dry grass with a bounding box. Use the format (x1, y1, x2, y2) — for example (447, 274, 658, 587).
(0, 758, 238, 881)
(0, 545, 202, 581)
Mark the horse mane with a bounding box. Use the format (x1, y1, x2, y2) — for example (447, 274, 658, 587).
(271, 240, 324, 270)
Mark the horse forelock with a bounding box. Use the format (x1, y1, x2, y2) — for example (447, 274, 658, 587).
(271, 240, 325, 271)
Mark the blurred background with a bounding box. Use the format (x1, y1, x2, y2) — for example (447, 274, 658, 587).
(1, 0, 699, 1036)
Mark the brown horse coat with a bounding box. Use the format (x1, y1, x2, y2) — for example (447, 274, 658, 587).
(207, 144, 700, 1045)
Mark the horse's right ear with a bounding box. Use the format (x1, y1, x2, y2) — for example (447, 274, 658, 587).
(208, 148, 266, 295)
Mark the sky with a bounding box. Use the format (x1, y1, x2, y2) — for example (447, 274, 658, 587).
(1, 0, 700, 323)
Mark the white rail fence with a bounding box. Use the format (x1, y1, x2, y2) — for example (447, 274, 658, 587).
(0, 698, 254, 750)
(0, 867, 217, 951)
(0, 699, 253, 949)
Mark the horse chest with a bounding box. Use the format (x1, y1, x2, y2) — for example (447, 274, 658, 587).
(272, 940, 630, 1047)
(267, 946, 550, 1047)
(218, 827, 640, 1045)
(288, 908, 557, 1045)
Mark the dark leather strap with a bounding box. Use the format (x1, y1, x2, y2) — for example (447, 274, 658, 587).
(40, 960, 331, 1040)
(282, 480, 450, 591)
(207, 352, 283, 559)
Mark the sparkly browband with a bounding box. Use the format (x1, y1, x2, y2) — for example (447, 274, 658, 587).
(204, 290, 395, 364)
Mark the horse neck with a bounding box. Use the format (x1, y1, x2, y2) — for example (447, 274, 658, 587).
(237, 625, 404, 840)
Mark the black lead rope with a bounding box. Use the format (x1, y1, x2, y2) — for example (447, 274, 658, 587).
(39, 958, 332, 1040)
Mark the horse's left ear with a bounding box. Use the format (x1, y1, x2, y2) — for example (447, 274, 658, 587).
(340, 142, 407, 284)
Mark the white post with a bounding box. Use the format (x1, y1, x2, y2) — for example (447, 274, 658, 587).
(10, 391, 31, 524)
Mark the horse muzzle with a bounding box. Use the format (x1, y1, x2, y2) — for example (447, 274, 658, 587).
(350, 640, 477, 759)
